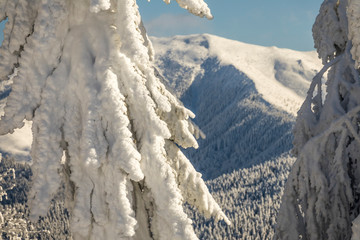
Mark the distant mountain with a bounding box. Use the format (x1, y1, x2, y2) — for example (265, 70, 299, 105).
(152, 34, 322, 179)
(151, 34, 323, 239)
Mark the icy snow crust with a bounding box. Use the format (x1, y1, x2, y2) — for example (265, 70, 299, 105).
(0, 0, 229, 239)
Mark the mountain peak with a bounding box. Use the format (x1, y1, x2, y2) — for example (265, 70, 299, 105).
(152, 34, 323, 115)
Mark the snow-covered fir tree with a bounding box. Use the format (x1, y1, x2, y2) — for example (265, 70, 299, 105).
(0, 0, 229, 239)
(276, 0, 360, 239)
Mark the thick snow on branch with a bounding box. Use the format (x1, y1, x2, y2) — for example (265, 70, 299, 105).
(348, 0, 360, 68)
(313, 0, 348, 63)
(0, 0, 223, 239)
(89, 0, 111, 13)
(0, 1, 38, 81)
(163, 0, 213, 19)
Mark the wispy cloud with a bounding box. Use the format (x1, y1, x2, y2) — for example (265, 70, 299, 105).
(143, 14, 212, 37)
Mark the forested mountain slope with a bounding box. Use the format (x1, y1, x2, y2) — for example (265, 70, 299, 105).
(152, 34, 322, 179)
(151, 35, 322, 238)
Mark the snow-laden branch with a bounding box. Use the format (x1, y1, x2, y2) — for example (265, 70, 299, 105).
(277, 1, 360, 238)
(293, 53, 343, 155)
(348, 0, 360, 68)
(163, 0, 213, 19)
(313, 0, 347, 64)
(0, 0, 224, 239)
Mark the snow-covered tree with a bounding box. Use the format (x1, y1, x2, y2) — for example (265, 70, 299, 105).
(0, 0, 229, 239)
(276, 0, 360, 239)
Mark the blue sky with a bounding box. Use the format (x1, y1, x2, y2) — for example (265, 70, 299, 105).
(137, 0, 324, 51)
(0, 21, 4, 45)
(0, 1, 323, 51)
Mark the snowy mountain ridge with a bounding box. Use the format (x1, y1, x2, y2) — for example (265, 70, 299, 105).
(152, 34, 323, 179)
(152, 34, 322, 115)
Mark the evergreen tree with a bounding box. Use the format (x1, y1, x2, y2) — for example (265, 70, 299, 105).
(0, 0, 229, 239)
(276, 0, 360, 239)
